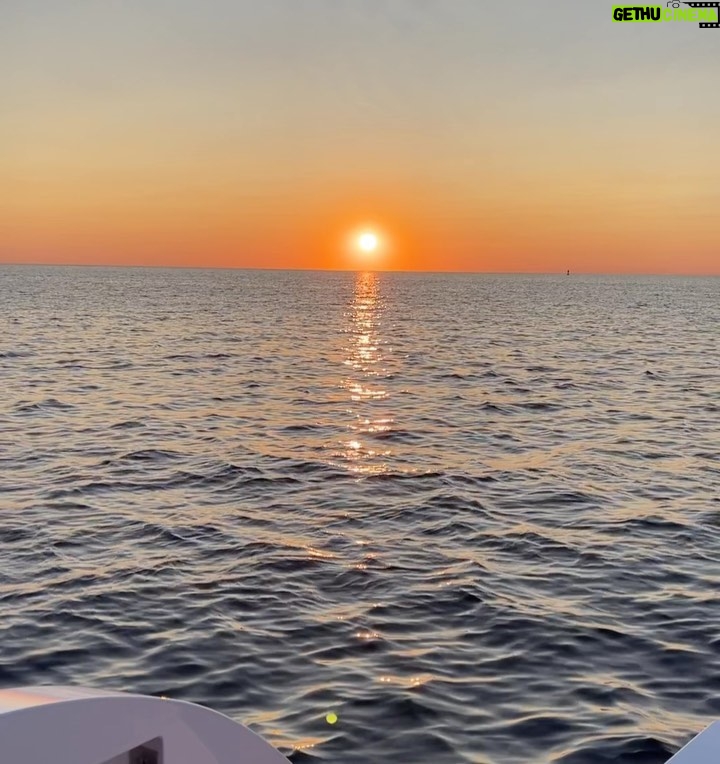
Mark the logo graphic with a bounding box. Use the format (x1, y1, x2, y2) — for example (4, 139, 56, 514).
(612, 2, 720, 27)
(685, 1, 720, 26)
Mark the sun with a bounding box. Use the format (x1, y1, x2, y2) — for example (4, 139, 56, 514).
(341, 224, 390, 268)
(357, 232, 379, 253)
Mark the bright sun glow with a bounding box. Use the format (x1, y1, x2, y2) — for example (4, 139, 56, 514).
(343, 225, 389, 267)
(358, 232, 379, 253)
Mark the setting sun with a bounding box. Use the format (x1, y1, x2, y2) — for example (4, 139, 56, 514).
(339, 225, 392, 269)
(358, 232, 379, 253)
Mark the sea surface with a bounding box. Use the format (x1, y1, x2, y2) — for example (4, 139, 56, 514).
(1, 265, 718, 764)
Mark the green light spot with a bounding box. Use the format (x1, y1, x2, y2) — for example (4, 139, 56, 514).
(325, 712, 338, 725)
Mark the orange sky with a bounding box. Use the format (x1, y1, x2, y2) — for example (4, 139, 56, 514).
(2, 2, 719, 274)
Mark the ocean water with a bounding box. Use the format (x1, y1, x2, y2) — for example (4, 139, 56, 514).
(1, 265, 718, 764)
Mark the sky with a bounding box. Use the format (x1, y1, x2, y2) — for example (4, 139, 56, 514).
(1, 0, 718, 273)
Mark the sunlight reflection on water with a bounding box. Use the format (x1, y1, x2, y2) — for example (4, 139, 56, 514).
(334, 272, 394, 475)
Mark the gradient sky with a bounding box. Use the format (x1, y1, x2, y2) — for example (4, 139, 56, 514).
(2, 0, 719, 273)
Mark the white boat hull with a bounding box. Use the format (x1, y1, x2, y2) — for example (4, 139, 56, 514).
(0, 686, 289, 764)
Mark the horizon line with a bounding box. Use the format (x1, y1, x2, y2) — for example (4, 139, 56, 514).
(0, 261, 718, 278)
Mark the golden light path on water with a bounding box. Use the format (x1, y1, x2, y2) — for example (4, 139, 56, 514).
(334, 272, 393, 475)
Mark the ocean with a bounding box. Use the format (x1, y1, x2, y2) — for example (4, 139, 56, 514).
(1, 265, 718, 763)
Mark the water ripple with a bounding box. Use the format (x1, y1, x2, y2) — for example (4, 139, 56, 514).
(0, 267, 719, 763)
